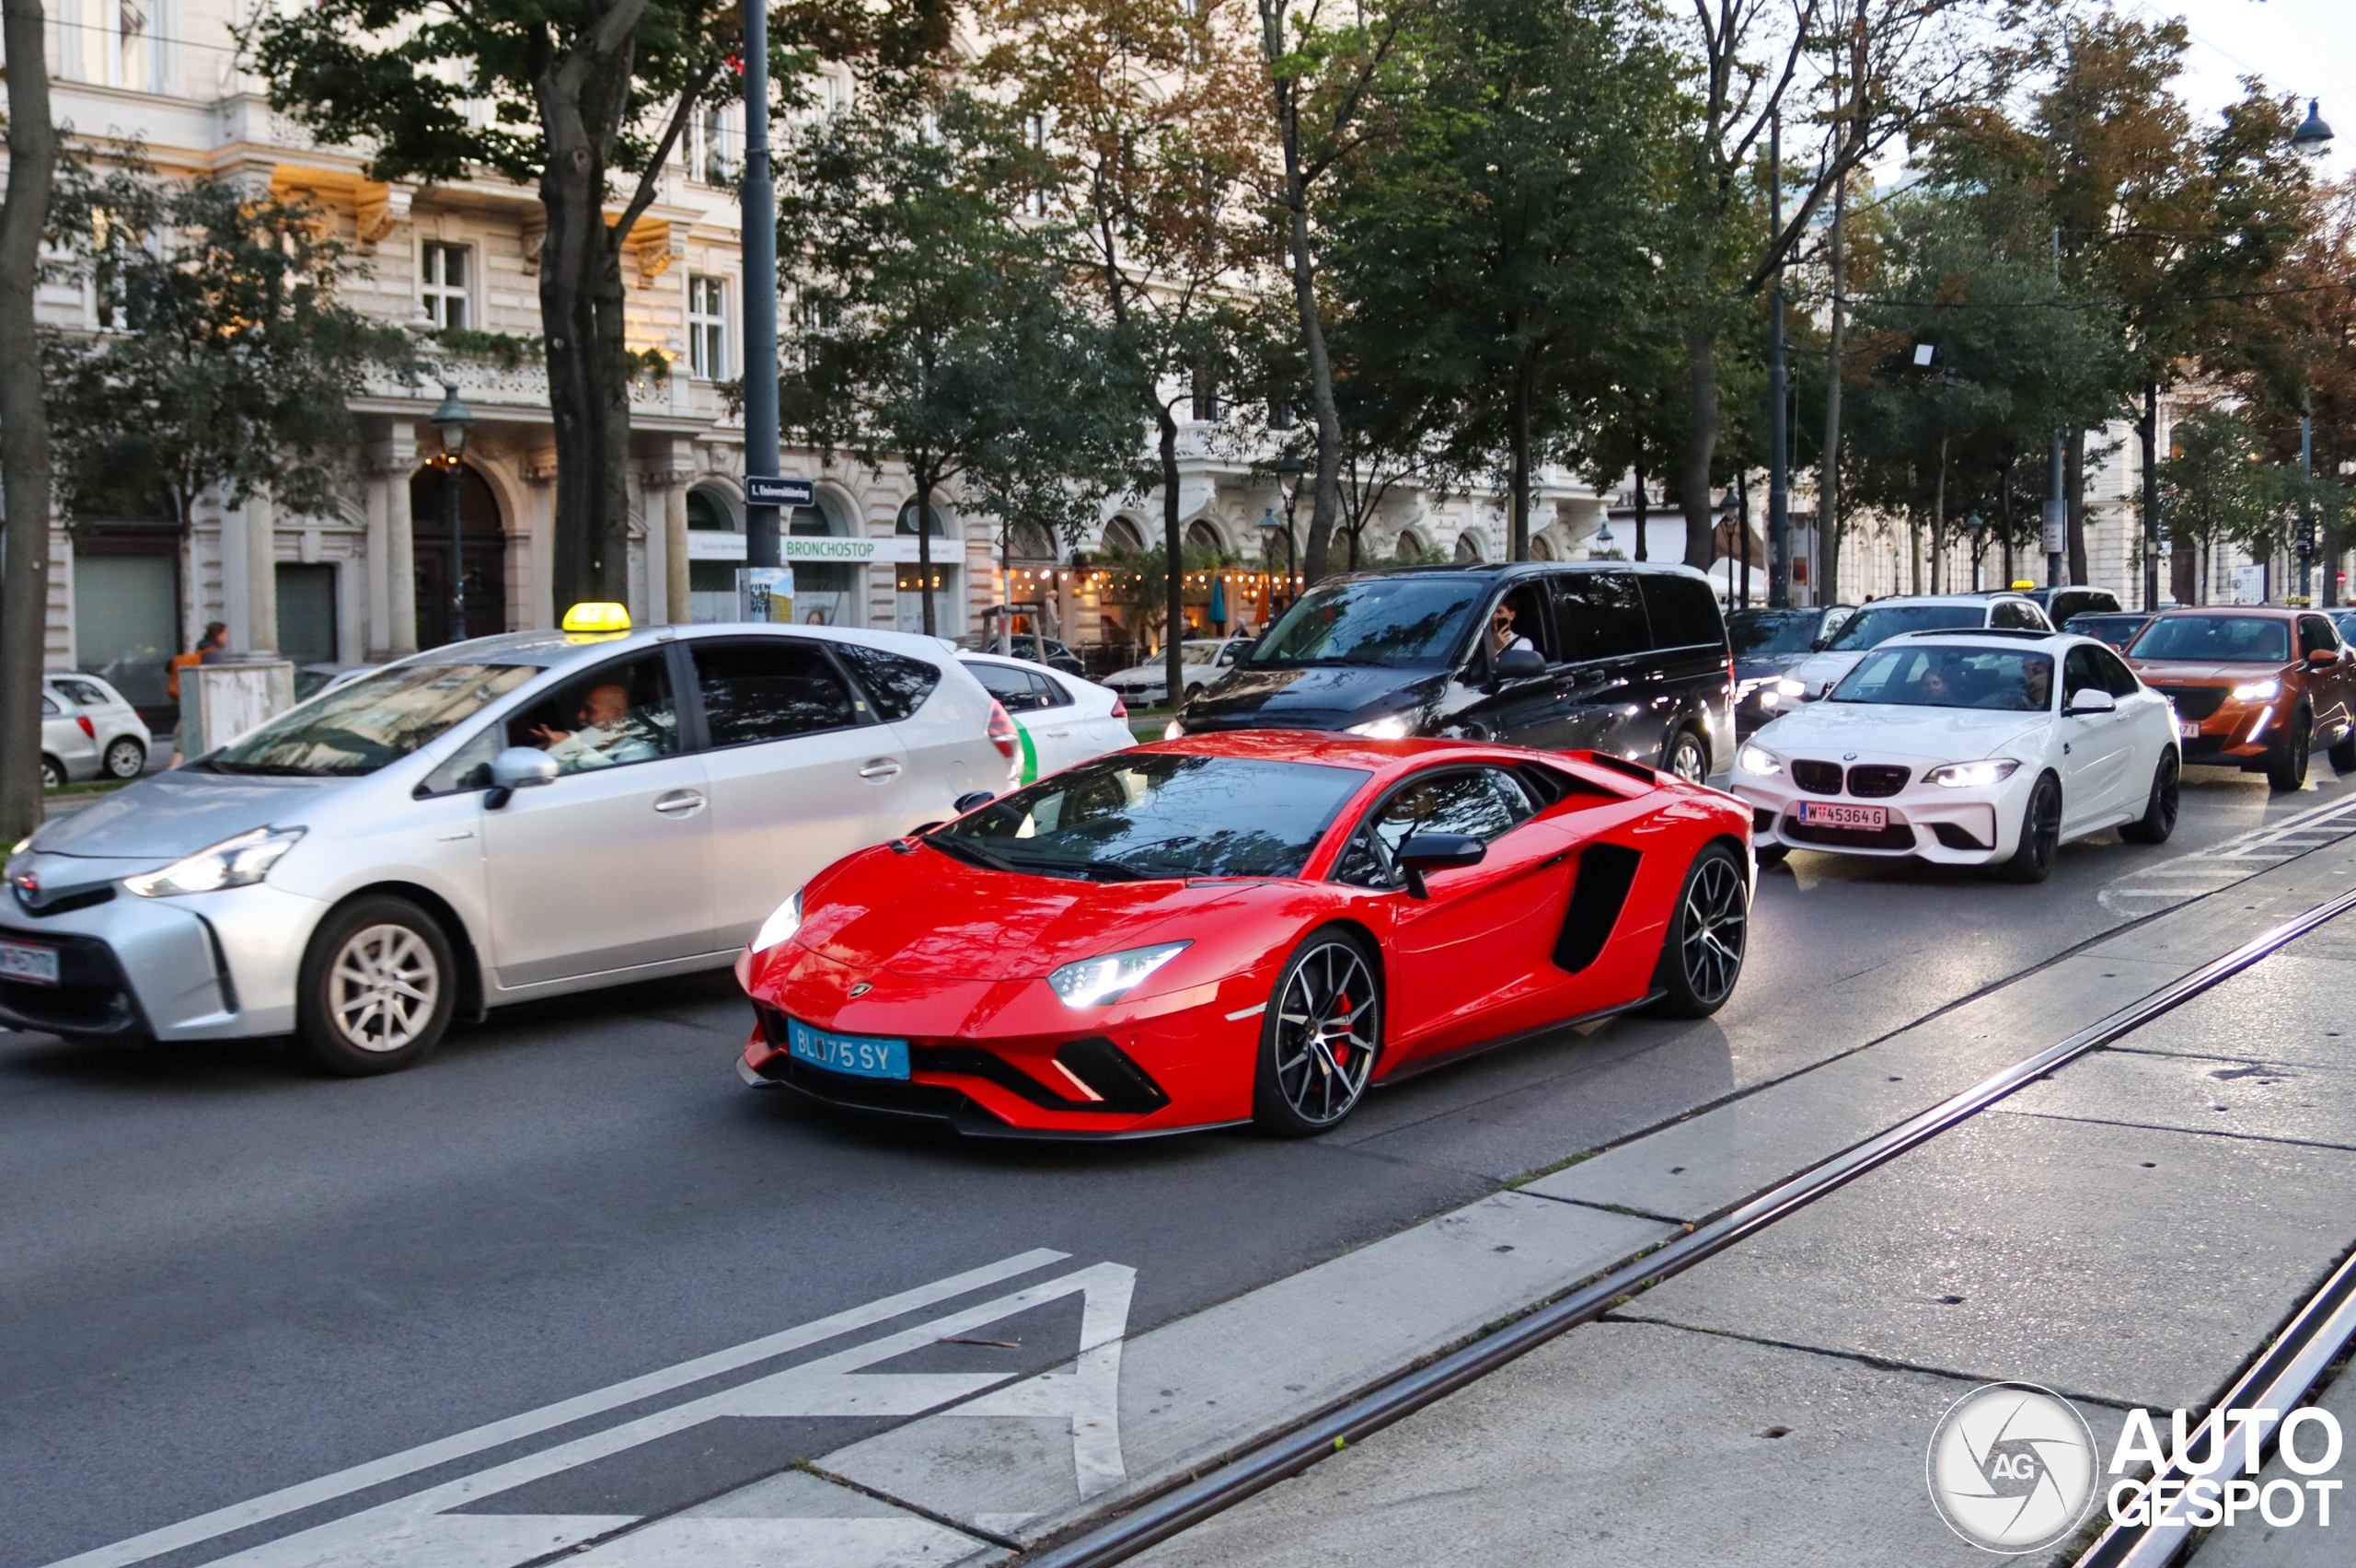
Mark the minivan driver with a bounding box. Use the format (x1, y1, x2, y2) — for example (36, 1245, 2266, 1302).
(1490, 601, 1536, 659)
(529, 682, 660, 771)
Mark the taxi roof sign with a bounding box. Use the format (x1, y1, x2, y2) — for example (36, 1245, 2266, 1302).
(561, 602, 632, 633)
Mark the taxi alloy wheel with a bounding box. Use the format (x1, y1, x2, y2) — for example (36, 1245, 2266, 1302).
(1254, 929, 1382, 1136)
(296, 896, 456, 1076)
(1649, 844, 1748, 1018)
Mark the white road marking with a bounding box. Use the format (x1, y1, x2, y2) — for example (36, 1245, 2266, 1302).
(2101, 792, 2356, 913)
(930, 1262, 1135, 1498)
(42, 1250, 1068, 1568)
(190, 1263, 1134, 1568)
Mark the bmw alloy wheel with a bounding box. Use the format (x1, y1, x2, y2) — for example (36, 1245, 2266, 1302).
(328, 923, 442, 1053)
(1270, 940, 1380, 1128)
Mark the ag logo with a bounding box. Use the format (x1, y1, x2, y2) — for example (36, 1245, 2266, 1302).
(1927, 1382, 2098, 1553)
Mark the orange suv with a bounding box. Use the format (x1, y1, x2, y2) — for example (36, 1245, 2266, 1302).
(2123, 607, 2356, 790)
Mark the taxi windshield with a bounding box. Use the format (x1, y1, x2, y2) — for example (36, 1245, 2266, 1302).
(1831, 646, 2055, 711)
(937, 753, 1369, 881)
(1823, 604, 1985, 651)
(207, 663, 537, 776)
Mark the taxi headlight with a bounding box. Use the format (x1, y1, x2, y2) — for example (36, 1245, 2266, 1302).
(124, 827, 305, 898)
(751, 890, 804, 954)
(2231, 678, 2281, 702)
(1345, 714, 1414, 741)
(1048, 941, 1190, 1008)
(1926, 759, 2021, 789)
(1738, 744, 1783, 777)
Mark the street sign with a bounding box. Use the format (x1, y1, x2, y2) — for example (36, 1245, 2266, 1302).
(745, 476, 814, 507)
(2041, 499, 2068, 557)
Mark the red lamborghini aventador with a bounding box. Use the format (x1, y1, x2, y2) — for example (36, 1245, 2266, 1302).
(736, 732, 1751, 1137)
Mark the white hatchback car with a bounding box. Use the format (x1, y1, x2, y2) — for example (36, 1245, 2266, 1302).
(2, 623, 1017, 1074)
(41, 674, 153, 785)
(1734, 630, 2178, 882)
(957, 652, 1138, 784)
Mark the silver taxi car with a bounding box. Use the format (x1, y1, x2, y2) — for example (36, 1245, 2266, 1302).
(1, 620, 1017, 1075)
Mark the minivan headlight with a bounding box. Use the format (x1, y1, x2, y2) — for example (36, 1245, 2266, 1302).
(1048, 941, 1190, 1008)
(752, 890, 804, 954)
(1926, 759, 2021, 789)
(124, 827, 305, 898)
(1345, 714, 1415, 741)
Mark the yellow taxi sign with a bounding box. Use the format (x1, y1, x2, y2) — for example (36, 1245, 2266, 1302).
(560, 602, 632, 634)
(2010, 580, 2036, 592)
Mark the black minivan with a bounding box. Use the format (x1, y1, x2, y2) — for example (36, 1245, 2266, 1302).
(1172, 561, 1734, 780)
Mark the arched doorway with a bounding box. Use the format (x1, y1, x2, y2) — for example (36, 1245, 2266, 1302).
(1454, 531, 1484, 563)
(410, 463, 505, 647)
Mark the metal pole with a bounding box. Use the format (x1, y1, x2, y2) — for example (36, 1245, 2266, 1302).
(741, 0, 781, 572)
(2046, 227, 2066, 589)
(445, 457, 464, 643)
(1766, 109, 1790, 610)
(2303, 386, 2318, 605)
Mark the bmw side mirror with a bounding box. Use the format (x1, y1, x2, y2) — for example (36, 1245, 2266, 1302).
(2064, 688, 2118, 717)
(1395, 832, 1486, 898)
(485, 746, 559, 809)
(1495, 647, 1547, 682)
(953, 790, 997, 813)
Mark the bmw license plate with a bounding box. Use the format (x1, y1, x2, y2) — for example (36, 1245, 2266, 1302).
(786, 1016, 909, 1079)
(1796, 801, 1888, 831)
(0, 940, 59, 985)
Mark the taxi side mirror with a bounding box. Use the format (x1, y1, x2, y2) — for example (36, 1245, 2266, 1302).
(485, 746, 559, 809)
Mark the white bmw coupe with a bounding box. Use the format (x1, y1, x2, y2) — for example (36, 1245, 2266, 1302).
(1732, 629, 2179, 882)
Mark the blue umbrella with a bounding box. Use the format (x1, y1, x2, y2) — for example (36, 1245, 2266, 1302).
(1208, 574, 1228, 628)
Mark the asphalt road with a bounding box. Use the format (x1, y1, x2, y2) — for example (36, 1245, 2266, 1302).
(5, 760, 2352, 1568)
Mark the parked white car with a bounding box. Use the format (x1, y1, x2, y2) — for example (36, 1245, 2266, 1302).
(1784, 594, 2054, 700)
(1733, 630, 2178, 882)
(1102, 638, 1253, 706)
(41, 674, 153, 786)
(1, 623, 1018, 1075)
(958, 651, 1138, 784)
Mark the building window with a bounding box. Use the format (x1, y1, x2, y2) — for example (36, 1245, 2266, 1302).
(687, 275, 728, 379)
(686, 103, 732, 184)
(421, 242, 469, 330)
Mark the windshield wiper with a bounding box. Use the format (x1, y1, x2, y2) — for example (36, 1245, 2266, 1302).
(925, 836, 1024, 873)
(204, 762, 341, 777)
(1076, 859, 1161, 882)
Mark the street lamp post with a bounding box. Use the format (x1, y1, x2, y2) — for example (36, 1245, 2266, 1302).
(2291, 103, 2332, 603)
(1765, 108, 1791, 610)
(432, 381, 473, 645)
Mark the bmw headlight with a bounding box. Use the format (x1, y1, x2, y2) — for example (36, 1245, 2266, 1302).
(752, 889, 804, 953)
(2232, 678, 2281, 702)
(1345, 714, 1415, 741)
(124, 826, 305, 898)
(1047, 940, 1191, 1008)
(1738, 744, 1783, 777)
(1926, 759, 2021, 789)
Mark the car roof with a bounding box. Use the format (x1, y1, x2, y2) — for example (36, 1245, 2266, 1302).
(1891, 628, 2089, 647)
(393, 620, 965, 674)
(1857, 594, 2030, 608)
(1319, 559, 1715, 586)
(2142, 605, 2303, 619)
(1137, 729, 1662, 791)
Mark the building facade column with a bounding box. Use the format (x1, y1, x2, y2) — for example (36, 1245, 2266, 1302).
(238, 490, 280, 654)
(641, 444, 696, 627)
(376, 422, 420, 656)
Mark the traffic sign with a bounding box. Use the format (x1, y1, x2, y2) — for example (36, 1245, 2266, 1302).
(746, 476, 814, 507)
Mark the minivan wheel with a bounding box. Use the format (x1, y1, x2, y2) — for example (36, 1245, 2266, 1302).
(1663, 729, 1709, 784)
(295, 896, 456, 1076)
(103, 736, 146, 779)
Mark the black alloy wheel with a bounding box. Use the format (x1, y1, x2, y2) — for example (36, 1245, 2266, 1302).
(1663, 730, 1709, 785)
(1647, 843, 1749, 1018)
(2119, 749, 2180, 844)
(2269, 705, 2313, 792)
(2330, 718, 2356, 775)
(1253, 928, 1382, 1136)
(1997, 773, 2063, 883)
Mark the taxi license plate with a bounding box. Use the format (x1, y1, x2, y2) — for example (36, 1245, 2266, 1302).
(0, 940, 60, 985)
(786, 1016, 909, 1079)
(2179, 719, 2201, 740)
(1796, 801, 1888, 831)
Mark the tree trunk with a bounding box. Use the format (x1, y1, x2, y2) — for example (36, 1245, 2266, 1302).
(915, 470, 938, 637)
(1819, 173, 1845, 607)
(1680, 323, 1720, 569)
(1283, 172, 1342, 585)
(2065, 428, 2088, 586)
(1160, 405, 1184, 706)
(1633, 452, 1648, 561)
(2140, 382, 2161, 611)
(0, 0, 60, 845)
(1507, 359, 1532, 562)
(1930, 435, 1947, 595)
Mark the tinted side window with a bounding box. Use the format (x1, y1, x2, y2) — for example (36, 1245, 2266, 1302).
(695, 639, 860, 746)
(1555, 572, 1651, 661)
(1334, 767, 1536, 889)
(2063, 645, 2108, 698)
(503, 654, 680, 776)
(1990, 602, 2029, 629)
(40, 694, 60, 716)
(56, 679, 109, 706)
(2299, 616, 2338, 656)
(1637, 572, 1725, 651)
(970, 662, 1056, 713)
(833, 644, 941, 721)
(2095, 647, 2141, 697)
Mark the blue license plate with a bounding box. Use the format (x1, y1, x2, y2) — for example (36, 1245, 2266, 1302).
(787, 1017, 910, 1079)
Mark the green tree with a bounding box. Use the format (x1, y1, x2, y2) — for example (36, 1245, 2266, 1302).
(780, 86, 1141, 634)
(40, 166, 416, 535)
(243, 0, 945, 618)
(1, 0, 61, 841)
(2159, 405, 2285, 602)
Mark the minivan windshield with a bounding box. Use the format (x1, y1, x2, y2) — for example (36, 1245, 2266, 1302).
(2127, 615, 2292, 664)
(1823, 604, 1984, 651)
(937, 753, 1369, 881)
(1251, 576, 1486, 669)
(207, 663, 537, 776)
(1727, 609, 1827, 659)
